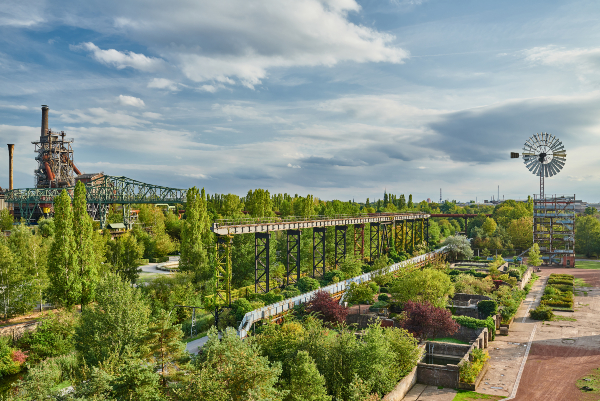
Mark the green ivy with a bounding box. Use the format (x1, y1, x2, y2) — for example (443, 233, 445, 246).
(452, 315, 495, 340)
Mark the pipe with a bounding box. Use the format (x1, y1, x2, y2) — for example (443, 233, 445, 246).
(7, 144, 14, 190)
(44, 162, 55, 181)
(60, 154, 82, 175)
(41, 105, 49, 136)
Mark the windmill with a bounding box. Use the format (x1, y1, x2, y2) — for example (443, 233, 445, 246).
(511, 133, 574, 267)
(510, 132, 566, 199)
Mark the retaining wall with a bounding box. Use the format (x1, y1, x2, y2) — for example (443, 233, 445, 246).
(0, 320, 40, 341)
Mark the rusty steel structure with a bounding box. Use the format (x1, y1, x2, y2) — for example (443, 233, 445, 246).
(34, 106, 82, 189)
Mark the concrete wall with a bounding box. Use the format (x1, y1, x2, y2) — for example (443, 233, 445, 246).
(417, 363, 460, 388)
(425, 342, 471, 357)
(382, 345, 425, 401)
(518, 267, 534, 290)
(346, 313, 379, 329)
(0, 321, 40, 341)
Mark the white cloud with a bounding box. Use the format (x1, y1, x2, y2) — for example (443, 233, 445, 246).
(0, 0, 44, 27)
(211, 103, 287, 123)
(524, 45, 600, 66)
(0, 104, 29, 110)
(59, 108, 146, 126)
(117, 95, 145, 108)
(147, 78, 179, 91)
(213, 127, 240, 133)
(142, 112, 162, 120)
(199, 84, 221, 93)
(287, 163, 301, 168)
(70, 42, 165, 72)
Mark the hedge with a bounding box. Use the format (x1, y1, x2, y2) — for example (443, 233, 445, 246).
(477, 300, 498, 319)
(453, 315, 495, 340)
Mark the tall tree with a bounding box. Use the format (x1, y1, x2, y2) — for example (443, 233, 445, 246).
(528, 243, 542, 267)
(73, 181, 99, 307)
(180, 187, 210, 280)
(407, 194, 413, 209)
(143, 310, 185, 386)
(47, 190, 80, 308)
(285, 351, 331, 401)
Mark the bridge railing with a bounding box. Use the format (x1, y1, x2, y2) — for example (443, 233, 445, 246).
(237, 246, 448, 338)
(215, 212, 428, 228)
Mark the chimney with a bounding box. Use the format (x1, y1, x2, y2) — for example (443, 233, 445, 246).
(41, 105, 49, 136)
(7, 144, 14, 190)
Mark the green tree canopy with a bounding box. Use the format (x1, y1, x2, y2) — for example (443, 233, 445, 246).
(390, 268, 454, 308)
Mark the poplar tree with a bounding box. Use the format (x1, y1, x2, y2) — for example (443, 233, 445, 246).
(408, 194, 414, 209)
(73, 181, 99, 307)
(180, 187, 210, 280)
(48, 190, 80, 307)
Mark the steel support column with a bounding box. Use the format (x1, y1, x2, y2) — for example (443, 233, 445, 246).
(354, 224, 365, 260)
(380, 222, 391, 255)
(334, 225, 347, 267)
(370, 223, 380, 261)
(286, 230, 301, 285)
(313, 227, 326, 277)
(426, 218, 430, 245)
(411, 219, 415, 253)
(255, 232, 270, 294)
(215, 235, 233, 306)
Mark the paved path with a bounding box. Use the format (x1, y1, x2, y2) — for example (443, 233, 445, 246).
(186, 335, 210, 354)
(139, 263, 173, 274)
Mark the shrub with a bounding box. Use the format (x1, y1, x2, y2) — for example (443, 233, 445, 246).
(344, 282, 376, 305)
(378, 294, 390, 302)
(306, 291, 348, 325)
(390, 268, 455, 308)
(339, 257, 364, 279)
(0, 337, 25, 377)
(297, 277, 321, 293)
(18, 309, 77, 363)
(261, 292, 285, 305)
(460, 349, 489, 384)
(323, 270, 345, 285)
(508, 269, 522, 280)
(477, 300, 498, 319)
(369, 301, 389, 311)
(453, 315, 496, 340)
(368, 282, 380, 294)
(399, 300, 459, 340)
(379, 287, 388, 294)
(529, 305, 554, 321)
(282, 286, 302, 299)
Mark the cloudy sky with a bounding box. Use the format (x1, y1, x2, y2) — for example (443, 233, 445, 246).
(1, 0, 599, 202)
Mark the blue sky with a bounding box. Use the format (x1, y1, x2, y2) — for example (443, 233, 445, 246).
(1, 0, 600, 202)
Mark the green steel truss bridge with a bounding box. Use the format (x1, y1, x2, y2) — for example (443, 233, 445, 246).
(5, 175, 186, 227)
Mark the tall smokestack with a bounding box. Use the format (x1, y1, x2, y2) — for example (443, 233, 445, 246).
(7, 144, 14, 190)
(41, 105, 49, 136)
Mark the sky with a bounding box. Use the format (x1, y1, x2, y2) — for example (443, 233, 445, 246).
(1, 0, 600, 203)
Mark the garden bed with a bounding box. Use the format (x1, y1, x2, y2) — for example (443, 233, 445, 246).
(458, 360, 489, 391)
(541, 274, 574, 311)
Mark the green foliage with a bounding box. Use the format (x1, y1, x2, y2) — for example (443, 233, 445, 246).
(37, 217, 55, 237)
(0, 208, 13, 231)
(575, 215, 600, 257)
(246, 189, 275, 217)
(47, 190, 80, 308)
(441, 235, 474, 261)
(73, 181, 100, 307)
(344, 282, 376, 305)
(453, 315, 496, 340)
(18, 309, 77, 363)
(9, 352, 78, 400)
(477, 300, 498, 319)
(339, 256, 363, 279)
(378, 293, 389, 302)
(143, 310, 185, 386)
(390, 268, 454, 308)
(281, 285, 301, 299)
(188, 327, 285, 401)
(107, 231, 144, 284)
(460, 349, 489, 384)
(297, 277, 321, 293)
(452, 273, 494, 295)
(0, 336, 25, 376)
(261, 291, 285, 305)
(528, 243, 542, 267)
(142, 273, 200, 323)
(75, 273, 151, 366)
(369, 301, 388, 311)
(541, 274, 574, 309)
(529, 305, 554, 321)
(180, 187, 210, 281)
(284, 351, 331, 401)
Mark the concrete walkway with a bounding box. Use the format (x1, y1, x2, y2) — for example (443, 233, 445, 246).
(186, 335, 210, 354)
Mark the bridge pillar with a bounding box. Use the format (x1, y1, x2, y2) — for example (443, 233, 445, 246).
(334, 225, 347, 267)
(380, 222, 391, 255)
(369, 223, 380, 261)
(122, 204, 132, 229)
(464, 216, 468, 235)
(255, 232, 270, 293)
(313, 227, 326, 277)
(411, 219, 415, 254)
(353, 224, 365, 260)
(286, 230, 301, 285)
(426, 218, 430, 245)
(216, 235, 233, 305)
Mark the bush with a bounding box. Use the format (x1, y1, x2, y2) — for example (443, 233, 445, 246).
(460, 349, 489, 384)
(378, 294, 390, 302)
(297, 277, 321, 293)
(369, 301, 389, 311)
(0, 337, 26, 377)
(529, 305, 554, 321)
(368, 282, 380, 294)
(306, 290, 348, 325)
(453, 315, 496, 340)
(391, 268, 454, 308)
(282, 286, 301, 299)
(18, 310, 77, 363)
(379, 287, 388, 294)
(477, 300, 498, 319)
(399, 301, 459, 340)
(323, 270, 345, 285)
(344, 282, 376, 305)
(508, 269, 522, 280)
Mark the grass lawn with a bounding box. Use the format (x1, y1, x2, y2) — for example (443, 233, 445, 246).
(428, 337, 469, 345)
(577, 367, 600, 394)
(574, 260, 600, 270)
(453, 390, 506, 401)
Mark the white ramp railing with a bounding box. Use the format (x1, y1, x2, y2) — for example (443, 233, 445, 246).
(237, 246, 448, 338)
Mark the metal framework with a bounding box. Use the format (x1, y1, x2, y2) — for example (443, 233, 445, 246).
(334, 225, 347, 267)
(533, 195, 576, 265)
(5, 175, 187, 226)
(369, 223, 380, 261)
(354, 224, 365, 260)
(255, 233, 270, 293)
(380, 222, 391, 255)
(215, 235, 233, 306)
(286, 230, 301, 285)
(313, 227, 326, 277)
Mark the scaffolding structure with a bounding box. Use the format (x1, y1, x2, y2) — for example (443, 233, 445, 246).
(533, 194, 576, 266)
